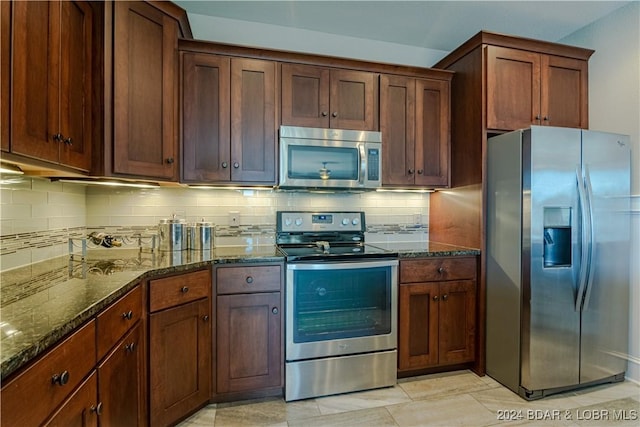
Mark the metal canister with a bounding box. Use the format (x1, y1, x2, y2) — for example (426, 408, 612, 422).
(158, 216, 187, 251)
(189, 218, 214, 251)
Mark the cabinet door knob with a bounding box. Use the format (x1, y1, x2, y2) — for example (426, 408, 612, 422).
(64, 137, 73, 146)
(417, 169, 423, 175)
(53, 133, 64, 143)
(181, 286, 189, 293)
(246, 276, 254, 284)
(52, 370, 70, 386)
(535, 115, 541, 121)
(442, 294, 449, 301)
(233, 162, 240, 169)
(122, 310, 133, 320)
(125, 342, 136, 353)
(408, 169, 415, 175)
(332, 112, 338, 117)
(203, 315, 210, 322)
(222, 161, 228, 168)
(543, 116, 550, 122)
(166, 157, 174, 164)
(433, 295, 439, 301)
(321, 111, 328, 117)
(272, 307, 279, 315)
(91, 402, 103, 415)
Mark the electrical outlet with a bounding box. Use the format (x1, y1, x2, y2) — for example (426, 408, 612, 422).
(413, 213, 422, 224)
(229, 211, 240, 227)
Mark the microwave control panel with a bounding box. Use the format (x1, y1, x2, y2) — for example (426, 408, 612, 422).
(367, 148, 380, 181)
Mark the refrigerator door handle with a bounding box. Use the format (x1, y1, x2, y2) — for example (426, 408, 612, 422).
(575, 166, 591, 311)
(581, 165, 597, 311)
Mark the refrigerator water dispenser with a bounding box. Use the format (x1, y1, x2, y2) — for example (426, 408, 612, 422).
(543, 207, 572, 267)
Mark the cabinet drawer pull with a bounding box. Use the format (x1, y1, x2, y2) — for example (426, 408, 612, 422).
(91, 402, 103, 415)
(125, 342, 136, 353)
(433, 295, 439, 301)
(181, 286, 189, 293)
(442, 294, 448, 301)
(272, 307, 279, 315)
(246, 276, 254, 284)
(437, 267, 445, 274)
(122, 310, 133, 320)
(52, 370, 70, 386)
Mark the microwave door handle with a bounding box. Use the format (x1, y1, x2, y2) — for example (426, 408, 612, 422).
(359, 144, 366, 186)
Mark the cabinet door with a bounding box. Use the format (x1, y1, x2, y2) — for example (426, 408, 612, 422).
(58, 0, 92, 171)
(150, 298, 211, 427)
(541, 55, 589, 129)
(438, 280, 476, 365)
(98, 323, 146, 427)
(181, 52, 231, 182)
(113, 1, 178, 180)
(10, 0, 60, 162)
(217, 292, 281, 393)
(398, 282, 439, 370)
(415, 78, 450, 187)
(230, 58, 277, 183)
(281, 63, 330, 128)
(1, 0, 10, 152)
(486, 46, 541, 131)
(330, 69, 379, 131)
(43, 372, 98, 427)
(380, 74, 415, 186)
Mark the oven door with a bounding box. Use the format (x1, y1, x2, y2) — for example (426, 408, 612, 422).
(286, 259, 398, 361)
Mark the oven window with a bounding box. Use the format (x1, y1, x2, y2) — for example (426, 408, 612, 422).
(287, 145, 359, 180)
(292, 266, 392, 343)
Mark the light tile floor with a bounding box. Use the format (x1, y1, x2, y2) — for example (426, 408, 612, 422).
(178, 370, 640, 426)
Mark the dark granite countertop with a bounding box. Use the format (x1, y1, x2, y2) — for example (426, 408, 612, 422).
(0, 246, 283, 381)
(0, 241, 478, 380)
(373, 240, 481, 258)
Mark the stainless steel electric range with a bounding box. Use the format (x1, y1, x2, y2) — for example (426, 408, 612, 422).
(276, 211, 398, 401)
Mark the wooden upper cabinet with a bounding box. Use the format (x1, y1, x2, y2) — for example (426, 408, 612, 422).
(113, 0, 178, 180)
(231, 58, 277, 183)
(281, 63, 378, 130)
(1, 1, 10, 152)
(181, 52, 231, 182)
(10, 0, 92, 171)
(486, 45, 589, 131)
(180, 53, 276, 184)
(381, 74, 450, 188)
(542, 55, 589, 129)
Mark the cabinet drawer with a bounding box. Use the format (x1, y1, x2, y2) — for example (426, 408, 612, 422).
(400, 257, 477, 283)
(97, 285, 143, 359)
(150, 269, 211, 312)
(0, 320, 97, 427)
(216, 265, 281, 294)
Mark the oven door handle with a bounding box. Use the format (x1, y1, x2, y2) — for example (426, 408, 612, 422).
(287, 259, 398, 270)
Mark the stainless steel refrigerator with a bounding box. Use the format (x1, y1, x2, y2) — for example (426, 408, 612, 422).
(486, 126, 631, 400)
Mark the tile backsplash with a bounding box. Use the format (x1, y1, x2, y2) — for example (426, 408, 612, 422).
(0, 176, 430, 271)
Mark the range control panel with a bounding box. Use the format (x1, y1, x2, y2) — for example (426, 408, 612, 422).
(277, 211, 365, 233)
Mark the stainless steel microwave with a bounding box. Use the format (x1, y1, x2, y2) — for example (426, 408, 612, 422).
(279, 126, 382, 190)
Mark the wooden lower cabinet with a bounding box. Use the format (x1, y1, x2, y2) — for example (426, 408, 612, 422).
(149, 285, 211, 426)
(43, 372, 99, 427)
(215, 263, 283, 398)
(98, 322, 146, 427)
(398, 257, 477, 374)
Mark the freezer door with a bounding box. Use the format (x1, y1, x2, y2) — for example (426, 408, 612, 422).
(579, 131, 630, 383)
(522, 126, 582, 392)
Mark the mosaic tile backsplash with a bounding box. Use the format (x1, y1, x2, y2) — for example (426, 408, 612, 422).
(0, 176, 430, 271)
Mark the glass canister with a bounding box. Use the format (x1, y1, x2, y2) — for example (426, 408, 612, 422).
(158, 216, 187, 251)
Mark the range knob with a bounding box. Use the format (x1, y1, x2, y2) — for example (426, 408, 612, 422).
(352, 218, 360, 226)
(341, 218, 350, 226)
(284, 218, 293, 226)
(295, 218, 303, 226)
